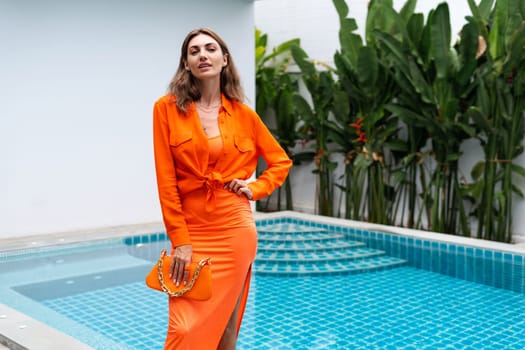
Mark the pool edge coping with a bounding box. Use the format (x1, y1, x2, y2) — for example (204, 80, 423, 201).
(0, 222, 166, 253)
(1, 212, 523, 255)
(0, 304, 94, 350)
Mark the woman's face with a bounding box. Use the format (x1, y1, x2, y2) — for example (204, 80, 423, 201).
(185, 33, 227, 81)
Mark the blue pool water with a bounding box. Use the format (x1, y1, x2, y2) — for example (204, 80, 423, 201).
(1, 215, 524, 349)
(40, 268, 525, 349)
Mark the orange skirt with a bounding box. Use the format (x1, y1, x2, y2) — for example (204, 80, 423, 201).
(164, 187, 257, 349)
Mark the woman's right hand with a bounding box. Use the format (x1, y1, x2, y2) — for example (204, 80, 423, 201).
(169, 244, 192, 287)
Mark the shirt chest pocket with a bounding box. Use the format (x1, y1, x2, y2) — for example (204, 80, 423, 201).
(234, 136, 255, 153)
(170, 130, 193, 147)
(169, 131, 194, 161)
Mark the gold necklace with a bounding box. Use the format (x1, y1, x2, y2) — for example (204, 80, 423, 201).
(196, 101, 221, 112)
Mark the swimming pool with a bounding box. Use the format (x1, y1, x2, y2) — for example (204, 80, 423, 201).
(1, 211, 524, 349)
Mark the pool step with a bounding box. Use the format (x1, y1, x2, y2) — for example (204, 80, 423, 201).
(258, 239, 362, 251)
(255, 222, 407, 276)
(256, 246, 384, 262)
(258, 230, 345, 242)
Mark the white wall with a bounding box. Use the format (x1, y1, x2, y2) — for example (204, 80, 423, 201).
(1, 0, 255, 238)
(255, 0, 525, 236)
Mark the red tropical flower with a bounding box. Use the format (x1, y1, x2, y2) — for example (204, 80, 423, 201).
(352, 116, 367, 143)
(356, 133, 368, 143)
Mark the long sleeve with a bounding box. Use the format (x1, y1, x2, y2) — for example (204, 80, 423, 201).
(248, 113, 292, 201)
(153, 99, 191, 247)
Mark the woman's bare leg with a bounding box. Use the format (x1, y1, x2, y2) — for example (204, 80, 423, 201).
(217, 285, 245, 350)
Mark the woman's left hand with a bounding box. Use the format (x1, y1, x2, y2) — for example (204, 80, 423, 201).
(225, 179, 253, 200)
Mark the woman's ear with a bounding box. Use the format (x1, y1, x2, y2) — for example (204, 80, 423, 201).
(222, 53, 228, 67)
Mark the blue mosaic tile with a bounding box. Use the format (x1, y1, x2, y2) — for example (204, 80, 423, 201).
(2, 215, 524, 350)
(258, 231, 343, 242)
(253, 221, 408, 277)
(238, 268, 525, 349)
(43, 283, 167, 349)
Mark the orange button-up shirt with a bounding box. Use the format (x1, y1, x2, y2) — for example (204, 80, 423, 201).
(153, 94, 292, 247)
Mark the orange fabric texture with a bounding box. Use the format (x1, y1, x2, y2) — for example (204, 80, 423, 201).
(153, 94, 292, 349)
(163, 187, 257, 349)
(153, 94, 292, 247)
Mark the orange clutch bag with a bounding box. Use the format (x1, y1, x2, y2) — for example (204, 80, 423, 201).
(145, 249, 212, 300)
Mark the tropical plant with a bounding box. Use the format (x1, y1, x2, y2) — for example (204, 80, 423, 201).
(255, 29, 313, 211)
(255, 0, 525, 243)
(330, 0, 401, 224)
(375, 2, 479, 236)
(464, 0, 525, 242)
(290, 45, 339, 216)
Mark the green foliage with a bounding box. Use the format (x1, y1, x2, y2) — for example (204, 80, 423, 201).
(464, 0, 525, 242)
(331, 0, 402, 224)
(255, 29, 309, 211)
(290, 44, 338, 216)
(254, 0, 525, 242)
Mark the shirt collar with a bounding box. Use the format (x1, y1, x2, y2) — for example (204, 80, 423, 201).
(221, 94, 233, 116)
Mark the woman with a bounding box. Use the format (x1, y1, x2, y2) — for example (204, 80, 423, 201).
(153, 28, 292, 349)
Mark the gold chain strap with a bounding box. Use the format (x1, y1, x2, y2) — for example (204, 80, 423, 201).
(157, 249, 210, 297)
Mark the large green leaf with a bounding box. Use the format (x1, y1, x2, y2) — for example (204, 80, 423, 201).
(385, 104, 428, 126)
(430, 3, 452, 79)
(468, 0, 495, 22)
(467, 106, 493, 133)
(407, 58, 434, 103)
(276, 90, 295, 133)
(406, 13, 425, 49)
(480, 0, 496, 19)
(366, 0, 407, 44)
(457, 122, 477, 138)
(332, 0, 362, 68)
(419, 10, 433, 65)
(255, 29, 268, 66)
(263, 38, 301, 64)
(290, 45, 318, 93)
(512, 184, 524, 198)
(489, 0, 509, 60)
(474, 73, 491, 118)
(399, 0, 417, 23)
(401, 153, 417, 166)
(457, 22, 479, 86)
(293, 95, 314, 122)
(357, 46, 378, 87)
(385, 139, 409, 153)
(332, 88, 350, 120)
(374, 31, 410, 77)
(506, 24, 525, 68)
(512, 163, 525, 178)
(332, 0, 349, 18)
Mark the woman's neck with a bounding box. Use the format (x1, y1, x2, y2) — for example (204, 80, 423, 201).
(198, 80, 221, 107)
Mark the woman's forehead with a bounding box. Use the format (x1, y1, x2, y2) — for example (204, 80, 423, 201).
(188, 33, 219, 48)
